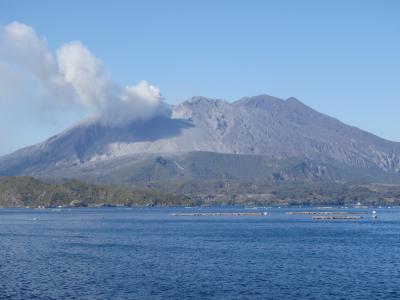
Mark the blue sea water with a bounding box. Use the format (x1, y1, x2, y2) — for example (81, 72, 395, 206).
(1, 207, 400, 300)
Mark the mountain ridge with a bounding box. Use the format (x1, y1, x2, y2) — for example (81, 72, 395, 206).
(1, 94, 400, 183)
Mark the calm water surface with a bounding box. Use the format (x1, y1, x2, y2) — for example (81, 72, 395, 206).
(1, 207, 399, 299)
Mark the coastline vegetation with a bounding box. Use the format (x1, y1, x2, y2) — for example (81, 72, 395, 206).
(0, 176, 399, 208)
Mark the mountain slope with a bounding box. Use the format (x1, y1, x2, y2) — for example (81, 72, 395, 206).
(1, 95, 399, 182)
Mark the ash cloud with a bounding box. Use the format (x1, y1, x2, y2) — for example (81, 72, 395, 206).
(0, 21, 169, 127)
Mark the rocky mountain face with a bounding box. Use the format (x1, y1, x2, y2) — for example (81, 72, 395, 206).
(1, 95, 400, 183)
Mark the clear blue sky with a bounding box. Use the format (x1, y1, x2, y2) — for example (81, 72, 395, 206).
(0, 0, 399, 155)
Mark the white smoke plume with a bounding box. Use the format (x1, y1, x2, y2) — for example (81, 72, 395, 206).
(0, 21, 169, 127)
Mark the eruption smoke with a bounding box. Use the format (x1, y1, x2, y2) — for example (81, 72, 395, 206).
(0, 21, 169, 127)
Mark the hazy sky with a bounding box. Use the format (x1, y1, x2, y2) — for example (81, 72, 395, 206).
(0, 0, 399, 155)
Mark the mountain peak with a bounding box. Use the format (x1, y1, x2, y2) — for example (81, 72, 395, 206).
(186, 96, 227, 105)
(235, 94, 283, 106)
(286, 96, 301, 103)
(1, 93, 400, 182)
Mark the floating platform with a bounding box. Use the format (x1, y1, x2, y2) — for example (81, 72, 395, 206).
(287, 211, 368, 215)
(172, 212, 267, 217)
(313, 216, 364, 220)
